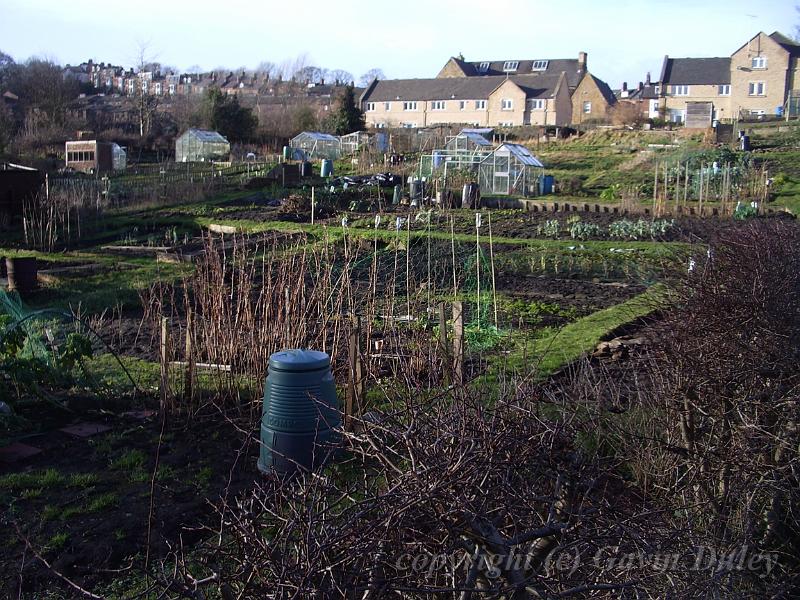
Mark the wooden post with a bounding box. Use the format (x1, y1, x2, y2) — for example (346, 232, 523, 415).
(475, 213, 481, 327)
(452, 301, 464, 385)
(311, 186, 315, 225)
(487, 212, 498, 328)
(183, 309, 194, 404)
(160, 317, 170, 413)
(284, 286, 291, 347)
(346, 315, 363, 431)
(439, 303, 450, 385)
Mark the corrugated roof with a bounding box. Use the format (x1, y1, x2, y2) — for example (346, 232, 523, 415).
(497, 143, 544, 167)
(363, 74, 564, 103)
(661, 57, 730, 85)
(183, 129, 230, 143)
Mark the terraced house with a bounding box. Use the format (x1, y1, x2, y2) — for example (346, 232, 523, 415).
(359, 73, 573, 128)
(437, 52, 616, 124)
(659, 31, 800, 125)
(359, 51, 615, 128)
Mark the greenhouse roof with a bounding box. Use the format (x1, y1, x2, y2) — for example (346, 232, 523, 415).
(294, 131, 340, 142)
(497, 143, 544, 167)
(459, 131, 492, 147)
(183, 129, 229, 143)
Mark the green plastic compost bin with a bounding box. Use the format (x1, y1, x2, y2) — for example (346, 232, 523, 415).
(258, 349, 340, 475)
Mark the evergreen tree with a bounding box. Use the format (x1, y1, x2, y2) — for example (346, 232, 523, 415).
(330, 85, 365, 136)
(203, 88, 258, 142)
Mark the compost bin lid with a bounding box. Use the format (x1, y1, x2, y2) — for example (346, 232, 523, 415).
(269, 349, 330, 372)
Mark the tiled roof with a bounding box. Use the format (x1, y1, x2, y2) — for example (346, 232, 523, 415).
(464, 59, 584, 88)
(363, 74, 565, 103)
(661, 57, 731, 85)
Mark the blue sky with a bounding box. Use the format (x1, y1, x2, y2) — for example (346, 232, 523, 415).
(0, 0, 796, 87)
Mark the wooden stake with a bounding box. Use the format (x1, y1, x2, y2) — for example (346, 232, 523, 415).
(487, 212, 498, 328)
(183, 308, 194, 404)
(311, 186, 315, 225)
(439, 303, 449, 386)
(346, 315, 363, 431)
(450, 216, 457, 300)
(452, 301, 464, 385)
(475, 214, 481, 328)
(160, 317, 170, 414)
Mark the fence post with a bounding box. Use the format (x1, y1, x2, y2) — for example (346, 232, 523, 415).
(183, 308, 194, 404)
(160, 316, 170, 414)
(346, 315, 363, 431)
(452, 301, 464, 385)
(439, 303, 450, 385)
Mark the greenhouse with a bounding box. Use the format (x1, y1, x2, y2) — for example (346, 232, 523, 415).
(418, 130, 495, 178)
(290, 132, 342, 160)
(444, 129, 493, 152)
(339, 131, 370, 155)
(477, 143, 544, 196)
(175, 129, 230, 163)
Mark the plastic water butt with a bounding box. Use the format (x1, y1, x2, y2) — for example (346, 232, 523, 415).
(258, 349, 340, 475)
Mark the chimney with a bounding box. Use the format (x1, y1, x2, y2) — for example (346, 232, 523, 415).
(578, 51, 587, 72)
(622, 82, 628, 91)
(645, 71, 651, 86)
(638, 81, 644, 91)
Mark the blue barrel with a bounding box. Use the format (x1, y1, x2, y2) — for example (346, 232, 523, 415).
(258, 349, 340, 475)
(432, 151, 443, 169)
(321, 159, 334, 178)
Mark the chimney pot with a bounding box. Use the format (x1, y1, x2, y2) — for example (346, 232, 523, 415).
(578, 51, 587, 72)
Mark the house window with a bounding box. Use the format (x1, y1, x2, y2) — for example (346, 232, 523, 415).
(751, 56, 767, 69)
(653, 101, 659, 112)
(168, 84, 176, 94)
(384, 102, 391, 111)
(583, 101, 592, 114)
(375, 122, 386, 129)
(501, 98, 513, 110)
(479, 62, 490, 72)
(654, 85, 661, 95)
(431, 100, 446, 110)
(718, 85, 730, 96)
(366, 102, 376, 111)
(400, 122, 416, 128)
(672, 85, 690, 96)
(403, 101, 417, 111)
(529, 99, 545, 110)
(459, 100, 467, 110)
(502, 61, 519, 72)
(475, 100, 486, 110)
(531, 60, 549, 71)
(499, 121, 514, 127)
(748, 81, 766, 96)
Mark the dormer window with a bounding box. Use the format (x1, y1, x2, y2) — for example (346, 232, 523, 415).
(479, 62, 490, 72)
(531, 60, 548, 71)
(503, 61, 519, 72)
